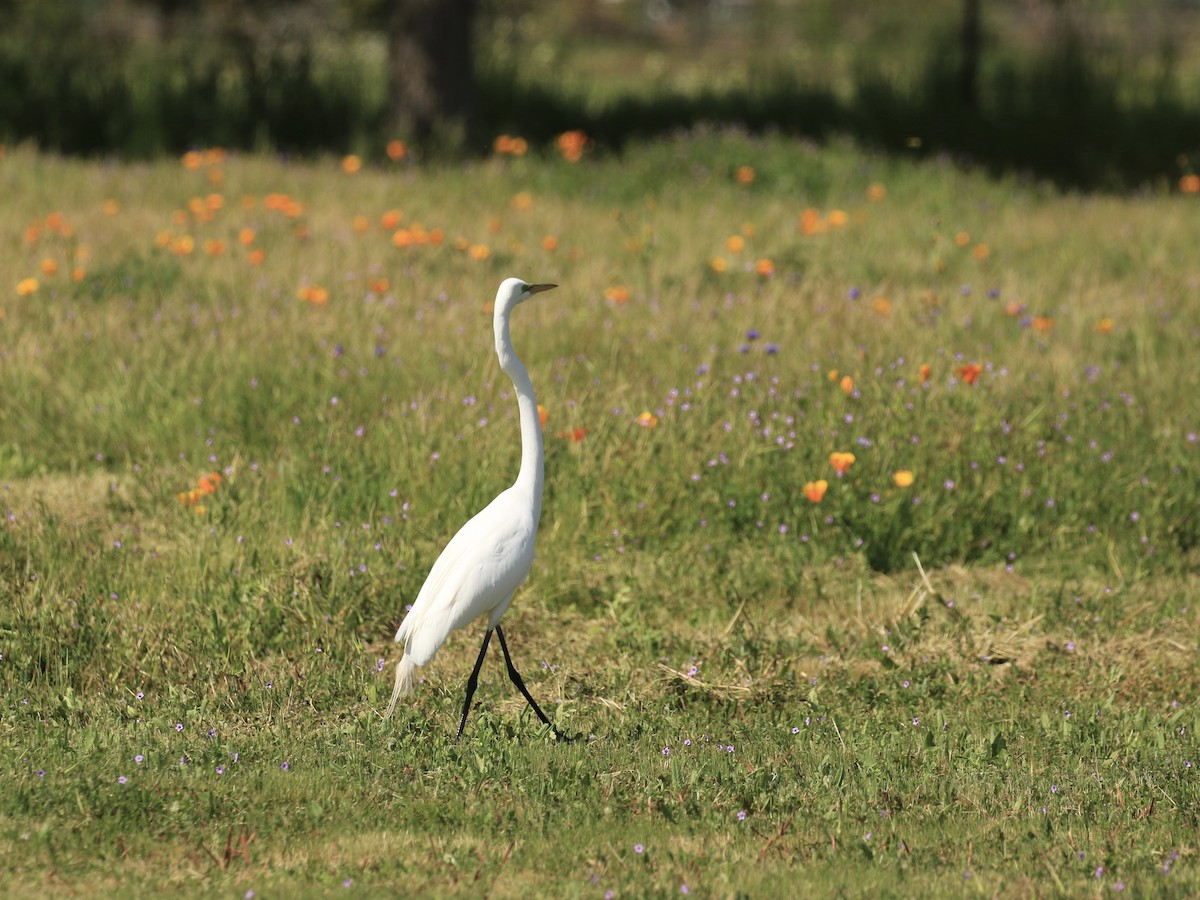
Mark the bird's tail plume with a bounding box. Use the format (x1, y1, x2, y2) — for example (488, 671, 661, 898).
(383, 656, 417, 719)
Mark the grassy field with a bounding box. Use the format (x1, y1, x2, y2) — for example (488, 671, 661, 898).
(1, 133, 1198, 897)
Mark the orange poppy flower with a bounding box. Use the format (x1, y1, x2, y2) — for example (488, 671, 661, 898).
(755, 258, 775, 277)
(803, 480, 828, 503)
(468, 244, 490, 260)
(101, 199, 120, 216)
(604, 285, 630, 305)
(954, 231, 971, 247)
(799, 208, 825, 235)
(558, 426, 588, 442)
(972, 243, 990, 261)
(380, 210, 403, 231)
(1032, 316, 1054, 334)
(247, 249, 265, 266)
(1180, 174, 1200, 194)
(386, 139, 408, 161)
(893, 470, 915, 488)
(39, 258, 57, 276)
(957, 363, 982, 385)
(555, 130, 588, 162)
(16, 277, 38, 297)
(827, 209, 848, 228)
(636, 411, 658, 428)
(299, 285, 329, 306)
(735, 165, 755, 185)
(726, 235, 745, 253)
(709, 257, 727, 273)
(1095, 318, 1114, 334)
(341, 155, 362, 174)
(541, 235, 558, 252)
(866, 182, 887, 201)
(511, 192, 533, 210)
(840, 375, 854, 396)
(829, 452, 856, 475)
(537, 405, 548, 428)
(918, 363, 932, 383)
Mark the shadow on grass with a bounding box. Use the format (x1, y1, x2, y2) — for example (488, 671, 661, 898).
(482, 38, 1199, 191)
(1, 30, 1197, 190)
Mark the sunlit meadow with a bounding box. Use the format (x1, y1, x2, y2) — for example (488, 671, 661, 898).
(2, 132, 1198, 896)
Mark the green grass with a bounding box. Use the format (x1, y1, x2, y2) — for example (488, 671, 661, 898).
(1, 134, 1198, 896)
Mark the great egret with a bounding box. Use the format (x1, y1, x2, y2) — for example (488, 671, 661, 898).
(384, 277, 563, 741)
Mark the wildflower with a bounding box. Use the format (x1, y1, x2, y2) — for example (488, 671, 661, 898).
(957, 363, 982, 385)
(493, 134, 528, 156)
(1180, 174, 1200, 194)
(918, 363, 931, 383)
(1096, 318, 1114, 334)
(541, 235, 558, 251)
(726, 235, 745, 253)
(636, 411, 658, 428)
(709, 257, 728, 273)
(299, 286, 329, 306)
(634, 843, 645, 854)
(537, 404, 548, 428)
(972, 243, 990, 261)
(872, 297, 892, 316)
(827, 209, 848, 227)
(829, 451, 856, 475)
(954, 231, 971, 247)
(555, 130, 588, 162)
(511, 191, 533, 210)
(39, 258, 58, 276)
(558, 427, 588, 442)
(1032, 316, 1054, 334)
(803, 480, 828, 503)
(735, 165, 755, 184)
(755, 258, 775, 277)
(247, 249, 265, 266)
(799, 208, 824, 235)
(386, 139, 408, 161)
(737, 810, 747, 821)
(380, 209, 403, 231)
(468, 244, 489, 261)
(16, 277, 38, 296)
(118, 775, 128, 784)
(867, 182, 887, 201)
(182, 150, 203, 170)
(341, 155, 362, 174)
(893, 470, 914, 488)
(604, 285, 630, 305)
(840, 374, 854, 396)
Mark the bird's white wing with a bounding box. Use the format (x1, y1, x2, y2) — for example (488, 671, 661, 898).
(395, 490, 537, 666)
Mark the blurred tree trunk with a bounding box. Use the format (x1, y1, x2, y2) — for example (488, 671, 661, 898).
(960, 0, 981, 108)
(388, 0, 476, 147)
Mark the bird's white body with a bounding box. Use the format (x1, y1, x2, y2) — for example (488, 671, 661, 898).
(385, 278, 551, 719)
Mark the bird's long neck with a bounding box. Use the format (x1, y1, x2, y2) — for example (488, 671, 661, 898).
(495, 306, 544, 518)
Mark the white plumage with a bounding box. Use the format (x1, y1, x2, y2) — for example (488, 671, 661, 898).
(383, 278, 560, 741)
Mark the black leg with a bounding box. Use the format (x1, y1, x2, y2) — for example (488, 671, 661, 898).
(494, 625, 554, 730)
(456, 629, 493, 743)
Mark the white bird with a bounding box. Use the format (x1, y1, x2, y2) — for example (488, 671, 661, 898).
(384, 277, 563, 741)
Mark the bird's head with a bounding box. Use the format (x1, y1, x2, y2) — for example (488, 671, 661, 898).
(495, 277, 557, 316)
